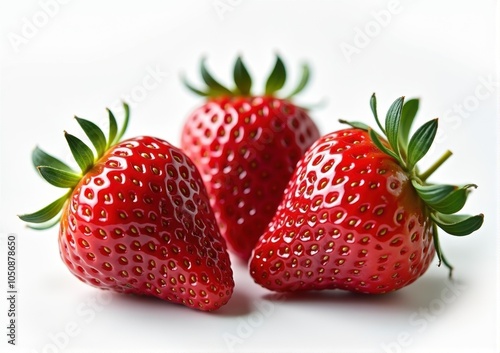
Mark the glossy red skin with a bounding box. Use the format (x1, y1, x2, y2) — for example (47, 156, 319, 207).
(181, 96, 320, 261)
(250, 128, 435, 294)
(59, 136, 234, 311)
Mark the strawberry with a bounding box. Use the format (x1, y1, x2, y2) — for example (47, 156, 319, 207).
(19, 104, 234, 311)
(181, 56, 320, 261)
(250, 94, 483, 294)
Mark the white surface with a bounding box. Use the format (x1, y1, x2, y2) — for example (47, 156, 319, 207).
(0, 1, 498, 352)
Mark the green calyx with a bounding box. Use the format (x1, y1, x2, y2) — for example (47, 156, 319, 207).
(182, 55, 310, 99)
(340, 94, 484, 277)
(18, 103, 130, 230)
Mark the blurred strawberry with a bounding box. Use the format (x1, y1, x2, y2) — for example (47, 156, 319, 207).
(181, 56, 320, 261)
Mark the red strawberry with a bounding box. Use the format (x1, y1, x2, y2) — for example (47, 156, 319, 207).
(250, 94, 483, 293)
(19, 104, 234, 311)
(181, 56, 320, 261)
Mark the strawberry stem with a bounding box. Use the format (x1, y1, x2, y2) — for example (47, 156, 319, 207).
(419, 150, 453, 182)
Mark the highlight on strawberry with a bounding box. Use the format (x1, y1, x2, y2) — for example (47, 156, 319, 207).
(250, 94, 483, 294)
(19, 104, 234, 311)
(181, 55, 320, 261)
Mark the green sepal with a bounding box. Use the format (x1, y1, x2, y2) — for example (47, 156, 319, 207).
(20, 104, 130, 230)
(116, 102, 130, 144)
(286, 64, 310, 98)
(413, 181, 477, 214)
(412, 181, 455, 204)
(38, 166, 81, 188)
(75, 117, 107, 158)
(265, 55, 286, 95)
(201, 58, 232, 96)
(32, 146, 74, 173)
(431, 213, 484, 236)
(338, 119, 370, 131)
(369, 129, 401, 162)
(384, 96, 405, 160)
(26, 216, 62, 230)
(370, 93, 385, 134)
(107, 108, 118, 149)
(64, 132, 95, 173)
(18, 192, 69, 224)
(181, 75, 209, 97)
(183, 56, 310, 100)
(399, 98, 419, 148)
(233, 56, 252, 96)
(407, 118, 438, 170)
(430, 184, 477, 214)
(431, 223, 453, 278)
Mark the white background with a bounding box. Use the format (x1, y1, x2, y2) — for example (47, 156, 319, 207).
(0, 1, 498, 352)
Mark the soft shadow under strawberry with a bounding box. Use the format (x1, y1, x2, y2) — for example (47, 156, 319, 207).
(212, 288, 254, 317)
(259, 275, 467, 312)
